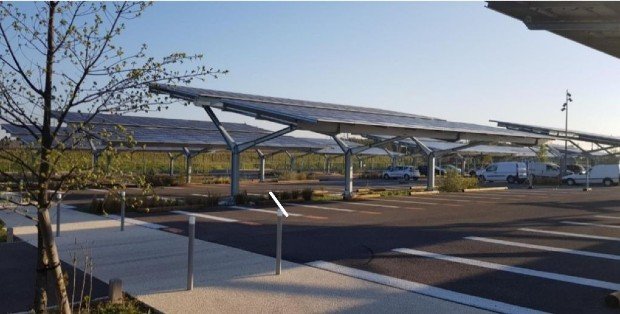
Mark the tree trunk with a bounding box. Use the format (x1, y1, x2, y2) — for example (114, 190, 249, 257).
(33, 223, 49, 313)
(34, 2, 71, 313)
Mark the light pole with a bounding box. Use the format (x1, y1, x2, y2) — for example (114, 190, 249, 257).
(561, 90, 573, 176)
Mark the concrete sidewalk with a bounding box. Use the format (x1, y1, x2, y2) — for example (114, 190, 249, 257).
(0, 207, 487, 313)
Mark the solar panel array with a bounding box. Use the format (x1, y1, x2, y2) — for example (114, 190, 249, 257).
(492, 120, 620, 147)
(150, 84, 549, 144)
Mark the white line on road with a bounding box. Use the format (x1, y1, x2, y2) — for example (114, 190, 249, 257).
(230, 206, 303, 217)
(307, 260, 544, 314)
(287, 203, 355, 213)
(393, 248, 620, 291)
(466, 236, 620, 261)
(519, 228, 620, 242)
(383, 198, 455, 206)
(172, 210, 238, 223)
(349, 202, 399, 208)
(561, 221, 620, 230)
(595, 215, 620, 220)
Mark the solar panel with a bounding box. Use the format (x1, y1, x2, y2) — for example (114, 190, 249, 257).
(54, 111, 265, 133)
(150, 84, 551, 145)
(492, 120, 620, 147)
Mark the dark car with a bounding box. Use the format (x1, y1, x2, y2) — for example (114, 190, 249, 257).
(417, 165, 446, 176)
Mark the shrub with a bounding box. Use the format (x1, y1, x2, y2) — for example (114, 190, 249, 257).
(440, 170, 478, 192)
(0, 218, 6, 242)
(235, 191, 250, 205)
(302, 188, 313, 201)
(145, 174, 180, 187)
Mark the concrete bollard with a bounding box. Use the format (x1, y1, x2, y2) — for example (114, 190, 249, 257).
(187, 216, 195, 290)
(7, 227, 13, 243)
(109, 278, 123, 304)
(606, 291, 620, 308)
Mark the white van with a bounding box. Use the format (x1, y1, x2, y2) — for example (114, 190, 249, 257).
(477, 161, 527, 183)
(562, 164, 620, 186)
(528, 162, 560, 178)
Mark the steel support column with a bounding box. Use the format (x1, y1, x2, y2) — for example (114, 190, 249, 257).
(427, 153, 436, 191)
(185, 153, 193, 184)
(344, 150, 354, 199)
(257, 149, 266, 182)
(231, 149, 241, 197)
(168, 153, 175, 176)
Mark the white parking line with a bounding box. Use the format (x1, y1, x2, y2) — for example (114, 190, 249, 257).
(172, 210, 239, 223)
(385, 198, 460, 206)
(393, 248, 620, 291)
(466, 236, 620, 261)
(107, 215, 167, 229)
(561, 221, 620, 229)
(230, 205, 303, 217)
(287, 203, 355, 213)
(519, 228, 620, 242)
(307, 260, 544, 314)
(595, 215, 620, 220)
(350, 202, 399, 208)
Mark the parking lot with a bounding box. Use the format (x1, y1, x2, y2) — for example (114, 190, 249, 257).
(119, 185, 620, 313)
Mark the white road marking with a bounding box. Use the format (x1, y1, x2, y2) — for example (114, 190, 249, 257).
(107, 215, 167, 229)
(393, 248, 620, 291)
(384, 198, 458, 206)
(519, 228, 620, 242)
(230, 205, 303, 217)
(596, 215, 620, 220)
(287, 203, 355, 213)
(350, 202, 398, 208)
(466, 236, 620, 261)
(561, 221, 620, 230)
(307, 260, 544, 314)
(172, 210, 238, 223)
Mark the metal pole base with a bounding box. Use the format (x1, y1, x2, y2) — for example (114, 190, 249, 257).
(582, 188, 592, 192)
(605, 291, 620, 308)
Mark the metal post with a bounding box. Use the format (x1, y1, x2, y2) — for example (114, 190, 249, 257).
(276, 213, 283, 275)
(185, 154, 193, 184)
(56, 193, 62, 237)
(109, 279, 123, 304)
(7, 227, 13, 243)
(168, 153, 175, 176)
(527, 161, 533, 189)
(231, 150, 241, 199)
(259, 155, 266, 182)
(187, 216, 195, 290)
(585, 157, 591, 191)
(120, 191, 126, 231)
(343, 150, 353, 199)
(427, 154, 436, 191)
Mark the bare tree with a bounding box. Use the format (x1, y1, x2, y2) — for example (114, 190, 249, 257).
(0, 2, 223, 312)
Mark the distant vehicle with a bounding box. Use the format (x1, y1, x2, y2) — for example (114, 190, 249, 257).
(528, 162, 560, 178)
(567, 164, 586, 175)
(444, 165, 462, 174)
(418, 165, 446, 176)
(476, 161, 527, 183)
(562, 164, 620, 186)
(383, 166, 420, 181)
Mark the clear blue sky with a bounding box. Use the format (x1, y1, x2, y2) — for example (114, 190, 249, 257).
(119, 2, 620, 138)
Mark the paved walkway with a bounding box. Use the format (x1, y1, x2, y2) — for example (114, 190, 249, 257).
(0, 207, 487, 313)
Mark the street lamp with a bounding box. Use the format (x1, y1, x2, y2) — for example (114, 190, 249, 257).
(561, 90, 573, 176)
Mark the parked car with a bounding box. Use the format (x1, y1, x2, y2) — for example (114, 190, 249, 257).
(382, 166, 420, 181)
(567, 164, 586, 175)
(562, 164, 620, 186)
(417, 165, 446, 176)
(444, 165, 462, 174)
(528, 162, 560, 178)
(476, 161, 527, 183)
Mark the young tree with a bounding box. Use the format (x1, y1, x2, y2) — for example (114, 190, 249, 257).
(536, 144, 549, 162)
(0, 2, 223, 312)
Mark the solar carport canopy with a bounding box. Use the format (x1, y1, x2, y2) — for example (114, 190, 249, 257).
(150, 84, 551, 145)
(487, 1, 620, 59)
(492, 120, 620, 147)
(54, 111, 339, 151)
